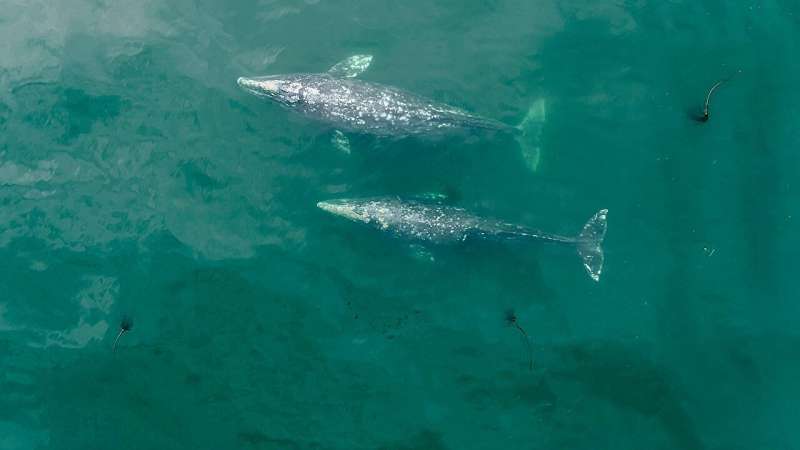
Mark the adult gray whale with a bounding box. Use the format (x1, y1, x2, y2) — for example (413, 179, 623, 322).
(317, 197, 608, 281)
(238, 55, 546, 170)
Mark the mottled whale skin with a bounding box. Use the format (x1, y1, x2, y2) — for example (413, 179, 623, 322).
(318, 197, 608, 281)
(238, 55, 547, 169)
(237, 73, 514, 137)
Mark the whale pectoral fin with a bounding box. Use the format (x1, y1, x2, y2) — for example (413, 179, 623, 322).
(411, 192, 448, 203)
(411, 187, 461, 205)
(409, 244, 435, 263)
(516, 98, 547, 172)
(462, 229, 488, 242)
(331, 130, 352, 154)
(328, 55, 373, 78)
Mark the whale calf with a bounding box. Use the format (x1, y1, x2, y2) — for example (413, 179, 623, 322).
(238, 55, 546, 170)
(317, 197, 608, 281)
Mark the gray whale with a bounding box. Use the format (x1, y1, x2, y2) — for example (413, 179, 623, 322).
(318, 197, 608, 281)
(238, 55, 546, 170)
(239, 73, 513, 137)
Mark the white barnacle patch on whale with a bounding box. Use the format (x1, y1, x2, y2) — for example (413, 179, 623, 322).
(257, 80, 280, 92)
(286, 81, 303, 94)
(305, 86, 322, 104)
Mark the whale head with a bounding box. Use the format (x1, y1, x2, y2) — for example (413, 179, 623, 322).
(237, 74, 305, 105)
(237, 75, 284, 98)
(316, 199, 371, 224)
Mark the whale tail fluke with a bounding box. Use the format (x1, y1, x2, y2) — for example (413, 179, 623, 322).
(575, 209, 608, 282)
(515, 98, 547, 171)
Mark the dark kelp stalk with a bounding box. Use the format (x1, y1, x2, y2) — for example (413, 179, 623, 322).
(505, 309, 533, 371)
(112, 315, 134, 351)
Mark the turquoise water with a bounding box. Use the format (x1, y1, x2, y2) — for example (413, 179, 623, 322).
(1, 1, 799, 448)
